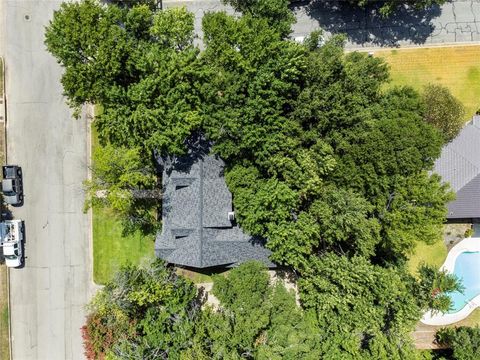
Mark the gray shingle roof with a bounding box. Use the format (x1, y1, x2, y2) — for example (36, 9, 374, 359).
(434, 116, 480, 219)
(155, 140, 273, 268)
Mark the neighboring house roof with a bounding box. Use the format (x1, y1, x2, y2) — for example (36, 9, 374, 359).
(434, 115, 480, 219)
(155, 138, 273, 268)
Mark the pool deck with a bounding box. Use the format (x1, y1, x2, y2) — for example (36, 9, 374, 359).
(421, 237, 480, 326)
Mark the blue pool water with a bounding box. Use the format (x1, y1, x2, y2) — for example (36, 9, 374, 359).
(448, 251, 480, 313)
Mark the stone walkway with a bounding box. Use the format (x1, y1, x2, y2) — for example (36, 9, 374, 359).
(413, 323, 444, 350)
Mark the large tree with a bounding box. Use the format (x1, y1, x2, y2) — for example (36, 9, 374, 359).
(298, 254, 460, 358)
(423, 84, 466, 143)
(216, 31, 452, 266)
(201, 9, 305, 167)
(45, 1, 211, 155)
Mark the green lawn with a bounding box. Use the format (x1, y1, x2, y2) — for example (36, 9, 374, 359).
(375, 45, 480, 117)
(407, 240, 448, 276)
(90, 116, 155, 285)
(93, 206, 155, 285)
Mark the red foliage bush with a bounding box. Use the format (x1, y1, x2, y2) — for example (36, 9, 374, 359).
(81, 313, 115, 360)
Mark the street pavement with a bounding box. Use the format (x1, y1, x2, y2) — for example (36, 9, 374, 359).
(164, 0, 480, 48)
(0, 1, 94, 359)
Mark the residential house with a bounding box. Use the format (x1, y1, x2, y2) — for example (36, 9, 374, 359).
(155, 138, 274, 268)
(434, 115, 480, 222)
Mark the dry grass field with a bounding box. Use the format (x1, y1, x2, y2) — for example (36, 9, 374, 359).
(375, 45, 480, 118)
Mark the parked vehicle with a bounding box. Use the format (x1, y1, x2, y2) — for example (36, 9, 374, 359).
(2, 165, 23, 206)
(0, 219, 24, 268)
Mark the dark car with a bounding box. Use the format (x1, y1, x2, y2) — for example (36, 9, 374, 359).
(2, 165, 23, 206)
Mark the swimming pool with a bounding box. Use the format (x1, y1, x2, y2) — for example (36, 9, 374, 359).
(421, 237, 480, 326)
(448, 251, 480, 313)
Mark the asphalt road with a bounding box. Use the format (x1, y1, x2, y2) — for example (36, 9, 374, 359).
(0, 1, 93, 359)
(164, 0, 480, 48)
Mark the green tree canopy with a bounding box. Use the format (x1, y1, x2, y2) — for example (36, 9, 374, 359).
(45, 1, 211, 154)
(192, 261, 323, 360)
(221, 0, 295, 37)
(201, 10, 305, 167)
(83, 143, 158, 233)
(82, 260, 200, 359)
(436, 326, 480, 360)
(346, 0, 447, 17)
(298, 253, 460, 358)
(423, 84, 466, 143)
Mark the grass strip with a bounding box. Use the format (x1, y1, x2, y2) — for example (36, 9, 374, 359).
(0, 266, 9, 360)
(90, 114, 155, 285)
(93, 206, 155, 285)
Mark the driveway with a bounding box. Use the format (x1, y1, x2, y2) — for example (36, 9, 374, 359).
(164, 0, 480, 48)
(0, 1, 93, 359)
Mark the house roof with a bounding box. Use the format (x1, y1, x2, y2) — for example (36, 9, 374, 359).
(434, 115, 480, 219)
(155, 139, 273, 268)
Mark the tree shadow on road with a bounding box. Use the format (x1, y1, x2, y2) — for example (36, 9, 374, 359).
(294, 0, 443, 47)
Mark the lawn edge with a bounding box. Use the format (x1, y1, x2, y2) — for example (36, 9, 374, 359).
(350, 41, 480, 53)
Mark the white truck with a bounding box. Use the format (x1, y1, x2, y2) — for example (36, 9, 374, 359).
(0, 219, 24, 268)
